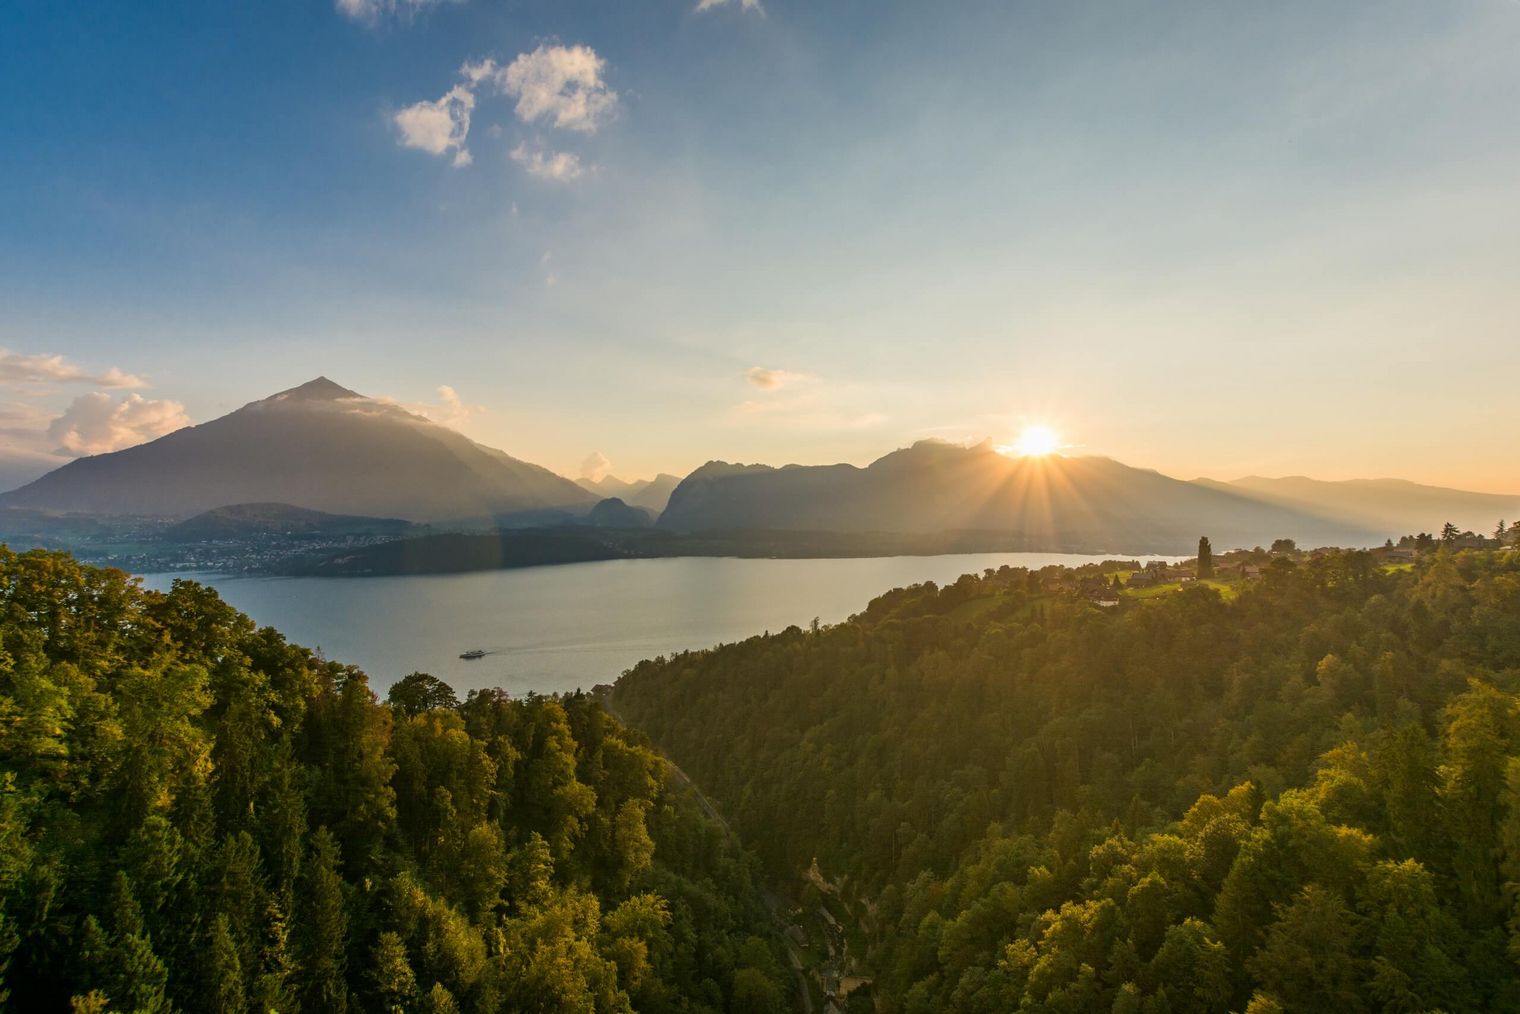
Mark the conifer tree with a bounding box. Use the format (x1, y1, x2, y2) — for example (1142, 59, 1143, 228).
(251, 897, 299, 1014)
(207, 914, 245, 1014)
(420, 982, 461, 1014)
(298, 828, 349, 1014)
(84, 875, 174, 1014)
(370, 931, 418, 1014)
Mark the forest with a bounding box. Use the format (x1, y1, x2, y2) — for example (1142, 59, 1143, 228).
(9, 541, 1520, 1012)
(613, 547, 1520, 1012)
(0, 548, 789, 1012)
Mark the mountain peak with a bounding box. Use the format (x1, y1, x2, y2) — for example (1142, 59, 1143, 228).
(0, 376, 594, 520)
(268, 377, 363, 403)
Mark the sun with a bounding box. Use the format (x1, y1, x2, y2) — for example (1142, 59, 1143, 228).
(1008, 424, 1061, 458)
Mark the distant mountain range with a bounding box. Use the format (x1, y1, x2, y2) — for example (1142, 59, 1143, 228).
(658, 440, 1519, 551)
(2, 379, 1513, 556)
(576, 473, 682, 513)
(0, 378, 595, 522)
(1191, 475, 1516, 539)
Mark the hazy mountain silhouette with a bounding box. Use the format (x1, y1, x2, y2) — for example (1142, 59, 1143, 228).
(627, 474, 681, 513)
(576, 473, 682, 513)
(576, 475, 642, 499)
(0, 378, 594, 521)
(586, 497, 655, 528)
(163, 502, 416, 542)
(658, 440, 1382, 551)
(1191, 475, 1519, 537)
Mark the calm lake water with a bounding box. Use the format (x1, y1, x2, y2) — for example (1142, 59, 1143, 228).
(140, 553, 1178, 696)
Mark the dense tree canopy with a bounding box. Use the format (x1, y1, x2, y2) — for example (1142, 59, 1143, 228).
(614, 548, 1520, 1011)
(0, 548, 787, 1012)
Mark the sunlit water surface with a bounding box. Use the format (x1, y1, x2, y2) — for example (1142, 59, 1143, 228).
(140, 553, 1179, 695)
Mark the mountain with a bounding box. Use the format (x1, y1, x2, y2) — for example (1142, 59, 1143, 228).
(163, 502, 416, 542)
(0, 378, 595, 522)
(625, 473, 682, 513)
(657, 439, 1377, 551)
(576, 472, 683, 514)
(1192, 474, 1519, 538)
(576, 475, 644, 499)
(585, 497, 655, 528)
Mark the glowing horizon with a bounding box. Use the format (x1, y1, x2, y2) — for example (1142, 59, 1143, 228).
(997, 425, 1063, 459)
(2, 3, 1519, 494)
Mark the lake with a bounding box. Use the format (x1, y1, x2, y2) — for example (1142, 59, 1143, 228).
(140, 552, 1178, 696)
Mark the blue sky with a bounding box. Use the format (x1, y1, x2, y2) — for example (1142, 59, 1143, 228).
(2, 0, 1518, 491)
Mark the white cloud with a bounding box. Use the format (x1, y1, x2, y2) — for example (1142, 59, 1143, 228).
(394, 84, 476, 167)
(431, 384, 478, 427)
(510, 143, 585, 181)
(501, 45, 617, 133)
(579, 451, 612, 482)
(461, 58, 498, 85)
(0, 352, 171, 478)
(745, 366, 813, 390)
(695, 0, 764, 13)
(336, 0, 458, 24)
(394, 44, 614, 172)
(393, 384, 485, 429)
(47, 392, 190, 456)
(0, 351, 146, 389)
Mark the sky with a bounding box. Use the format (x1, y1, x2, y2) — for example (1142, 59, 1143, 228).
(2, 0, 1518, 492)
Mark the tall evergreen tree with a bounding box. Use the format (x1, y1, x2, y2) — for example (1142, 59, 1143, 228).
(298, 828, 349, 1014)
(206, 914, 245, 1014)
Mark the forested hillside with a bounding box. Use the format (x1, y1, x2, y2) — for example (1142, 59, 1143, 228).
(0, 549, 788, 1012)
(614, 549, 1520, 1011)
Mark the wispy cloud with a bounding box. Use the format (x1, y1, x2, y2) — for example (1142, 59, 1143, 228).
(695, 0, 764, 14)
(745, 366, 813, 390)
(579, 450, 612, 481)
(0, 351, 147, 389)
(47, 392, 190, 456)
(511, 143, 586, 181)
(336, 0, 460, 25)
(734, 367, 885, 431)
(395, 384, 486, 430)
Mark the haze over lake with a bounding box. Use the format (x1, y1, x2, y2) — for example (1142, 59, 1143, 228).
(140, 553, 1179, 695)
